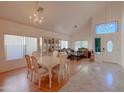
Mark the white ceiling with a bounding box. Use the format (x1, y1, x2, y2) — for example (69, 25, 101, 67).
(0, 1, 105, 35)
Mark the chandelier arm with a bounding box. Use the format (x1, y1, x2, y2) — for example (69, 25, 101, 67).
(29, 1, 44, 24)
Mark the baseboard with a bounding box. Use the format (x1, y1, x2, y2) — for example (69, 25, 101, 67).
(103, 61, 119, 65)
(0, 66, 26, 74)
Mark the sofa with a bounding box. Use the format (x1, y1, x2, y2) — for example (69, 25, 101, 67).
(77, 48, 88, 58)
(58, 48, 92, 61)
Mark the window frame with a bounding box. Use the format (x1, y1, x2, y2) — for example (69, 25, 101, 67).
(95, 21, 118, 35)
(60, 40, 68, 49)
(74, 40, 88, 51)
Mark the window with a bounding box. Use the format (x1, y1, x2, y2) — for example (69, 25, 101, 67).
(5, 35, 25, 60)
(4, 34, 38, 60)
(61, 40, 68, 49)
(95, 38, 101, 53)
(25, 37, 37, 55)
(107, 40, 113, 53)
(96, 21, 118, 34)
(75, 41, 88, 50)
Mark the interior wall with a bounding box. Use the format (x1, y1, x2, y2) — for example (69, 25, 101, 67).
(0, 19, 70, 73)
(91, 2, 122, 64)
(121, 23, 124, 67)
(121, 3, 124, 68)
(70, 21, 92, 50)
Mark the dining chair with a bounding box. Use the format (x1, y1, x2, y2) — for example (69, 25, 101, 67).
(53, 52, 69, 83)
(53, 51, 58, 58)
(31, 56, 49, 88)
(59, 52, 67, 57)
(32, 51, 42, 58)
(59, 53, 69, 80)
(25, 55, 34, 81)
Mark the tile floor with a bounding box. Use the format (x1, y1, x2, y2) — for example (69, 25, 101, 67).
(60, 62, 124, 92)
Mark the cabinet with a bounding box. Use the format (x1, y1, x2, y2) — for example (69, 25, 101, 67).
(42, 37, 61, 55)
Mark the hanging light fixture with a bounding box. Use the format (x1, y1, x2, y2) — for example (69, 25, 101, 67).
(29, 2, 44, 24)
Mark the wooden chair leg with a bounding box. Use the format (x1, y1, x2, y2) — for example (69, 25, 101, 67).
(31, 71, 33, 81)
(32, 72, 36, 83)
(62, 70, 65, 80)
(58, 73, 61, 84)
(58, 71, 61, 84)
(38, 78, 41, 88)
(67, 64, 70, 77)
(27, 70, 29, 78)
(35, 73, 40, 84)
(35, 73, 38, 83)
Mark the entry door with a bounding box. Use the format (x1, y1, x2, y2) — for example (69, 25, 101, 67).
(100, 36, 119, 63)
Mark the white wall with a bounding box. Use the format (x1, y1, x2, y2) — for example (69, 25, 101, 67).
(0, 19, 70, 73)
(121, 3, 124, 68)
(70, 21, 92, 50)
(92, 2, 122, 64)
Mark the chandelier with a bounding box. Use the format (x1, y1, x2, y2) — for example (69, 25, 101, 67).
(29, 2, 44, 24)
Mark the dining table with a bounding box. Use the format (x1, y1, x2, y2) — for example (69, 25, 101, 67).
(37, 55, 60, 88)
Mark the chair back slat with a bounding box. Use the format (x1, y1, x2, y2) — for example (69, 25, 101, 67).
(25, 55, 32, 69)
(31, 56, 40, 73)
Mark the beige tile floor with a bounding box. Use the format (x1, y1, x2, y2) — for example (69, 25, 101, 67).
(60, 61, 124, 92)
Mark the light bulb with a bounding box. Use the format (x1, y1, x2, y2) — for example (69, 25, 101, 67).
(41, 16, 43, 19)
(29, 16, 32, 19)
(39, 20, 43, 23)
(33, 14, 36, 16)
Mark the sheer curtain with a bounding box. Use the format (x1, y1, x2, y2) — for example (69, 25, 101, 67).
(5, 35, 24, 60)
(25, 37, 38, 55)
(4, 35, 38, 60)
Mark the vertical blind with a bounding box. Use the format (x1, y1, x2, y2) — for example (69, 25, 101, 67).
(4, 34, 37, 60)
(5, 35, 24, 60)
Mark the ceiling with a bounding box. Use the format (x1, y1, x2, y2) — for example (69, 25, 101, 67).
(0, 1, 106, 35)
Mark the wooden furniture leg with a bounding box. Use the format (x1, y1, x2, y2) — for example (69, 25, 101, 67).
(49, 69, 52, 88)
